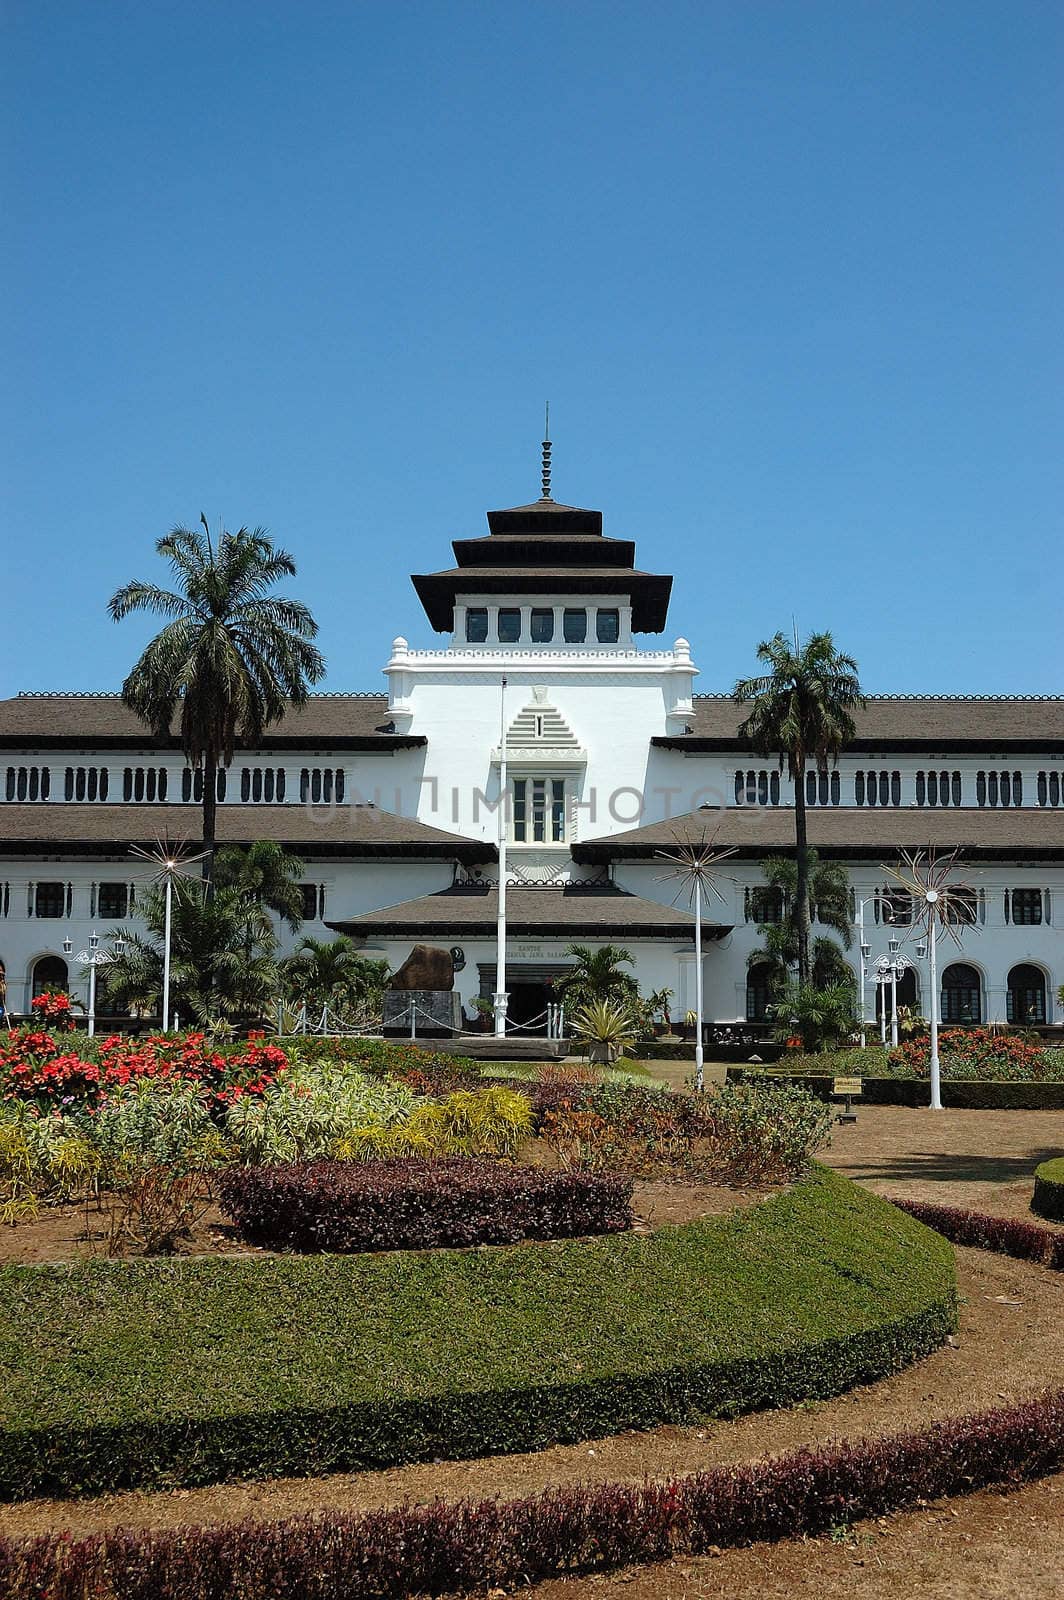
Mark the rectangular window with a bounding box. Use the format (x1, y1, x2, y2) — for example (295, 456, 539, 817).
(746, 886, 785, 925)
(530, 608, 554, 642)
(595, 608, 620, 643)
(563, 608, 587, 643)
(1011, 889, 1043, 926)
(299, 884, 320, 921)
(97, 883, 128, 919)
(511, 777, 565, 843)
(34, 882, 66, 918)
(497, 608, 521, 643)
(465, 608, 488, 643)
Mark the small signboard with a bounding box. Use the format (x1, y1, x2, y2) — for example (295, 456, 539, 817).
(833, 1077, 863, 1097)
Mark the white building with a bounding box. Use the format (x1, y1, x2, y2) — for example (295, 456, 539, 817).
(1, 464, 1062, 1032)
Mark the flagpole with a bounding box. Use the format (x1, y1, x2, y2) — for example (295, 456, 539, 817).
(494, 675, 508, 1037)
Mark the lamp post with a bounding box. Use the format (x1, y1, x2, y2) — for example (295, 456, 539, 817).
(494, 675, 509, 1038)
(856, 894, 892, 1047)
(655, 834, 740, 1095)
(63, 930, 126, 1037)
(925, 890, 942, 1110)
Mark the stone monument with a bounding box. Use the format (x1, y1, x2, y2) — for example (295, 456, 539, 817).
(381, 943, 463, 1036)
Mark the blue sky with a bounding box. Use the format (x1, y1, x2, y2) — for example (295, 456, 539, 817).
(3, 0, 1061, 697)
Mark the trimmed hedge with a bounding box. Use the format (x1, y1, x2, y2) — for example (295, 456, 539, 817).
(0, 1167, 955, 1499)
(4, 1389, 1061, 1599)
(1032, 1157, 1064, 1223)
(892, 1197, 1064, 1269)
(729, 1068, 1064, 1111)
(216, 1158, 635, 1252)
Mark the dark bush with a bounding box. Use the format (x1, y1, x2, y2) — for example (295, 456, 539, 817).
(4, 1389, 1061, 1599)
(728, 1068, 1064, 1111)
(893, 1197, 1064, 1269)
(216, 1158, 634, 1252)
(1032, 1157, 1064, 1223)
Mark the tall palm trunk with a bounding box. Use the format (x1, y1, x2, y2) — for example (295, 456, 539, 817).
(794, 762, 812, 986)
(201, 756, 218, 893)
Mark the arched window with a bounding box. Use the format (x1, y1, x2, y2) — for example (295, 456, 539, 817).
(746, 961, 774, 1022)
(32, 954, 69, 998)
(1007, 964, 1046, 1026)
(941, 963, 981, 1024)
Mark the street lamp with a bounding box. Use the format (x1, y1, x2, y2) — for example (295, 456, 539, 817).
(129, 838, 206, 1032)
(656, 833, 740, 1093)
(856, 893, 895, 1047)
(64, 930, 125, 1037)
(882, 849, 975, 1113)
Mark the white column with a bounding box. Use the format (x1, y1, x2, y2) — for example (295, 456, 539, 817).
(494, 676, 509, 1037)
(488, 605, 500, 644)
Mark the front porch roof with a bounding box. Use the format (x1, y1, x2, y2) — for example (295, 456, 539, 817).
(329, 882, 729, 940)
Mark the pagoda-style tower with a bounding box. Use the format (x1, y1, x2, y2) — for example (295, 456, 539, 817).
(411, 465, 672, 648)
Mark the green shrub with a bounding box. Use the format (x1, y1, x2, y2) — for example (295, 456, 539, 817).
(1032, 1157, 1064, 1223)
(0, 1167, 956, 1498)
(545, 1080, 831, 1183)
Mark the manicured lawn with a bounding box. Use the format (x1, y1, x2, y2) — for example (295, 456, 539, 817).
(0, 1167, 955, 1497)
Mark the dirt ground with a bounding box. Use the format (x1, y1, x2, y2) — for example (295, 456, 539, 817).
(0, 1177, 775, 1265)
(530, 1473, 1064, 1600)
(820, 1103, 1064, 1225)
(2, 1105, 1061, 1600)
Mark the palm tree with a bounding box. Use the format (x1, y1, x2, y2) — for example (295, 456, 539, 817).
(556, 945, 638, 1012)
(109, 519, 325, 886)
(105, 879, 280, 1026)
(214, 841, 307, 932)
(734, 632, 864, 986)
(282, 935, 390, 1021)
(747, 850, 854, 994)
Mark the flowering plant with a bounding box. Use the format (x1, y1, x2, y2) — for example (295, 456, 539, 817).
(30, 991, 76, 1030)
(0, 1027, 289, 1112)
(888, 1027, 1055, 1082)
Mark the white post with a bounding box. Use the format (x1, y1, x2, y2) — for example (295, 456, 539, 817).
(409, 998, 416, 1041)
(857, 899, 866, 1048)
(927, 897, 942, 1110)
(87, 956, 97, 1039)
(162, 871, 173, 1032)
(879, 978, 887, 1047)
(694, 875, 704, 1093)
(890, 964, 899, 1048)
(494, 674, 509, 1037)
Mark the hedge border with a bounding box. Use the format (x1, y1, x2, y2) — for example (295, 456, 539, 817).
(215, 1159, 635, 1252)
(728, 1069, 1064, 1111)
(4, 1389, 1062, 1600)
(1032, 1158, 1064, 1223)
(891, 1197, 1064, 1268)
(0, 1172, 956, 1501)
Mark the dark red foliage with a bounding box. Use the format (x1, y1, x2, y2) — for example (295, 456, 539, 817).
(216, 1158, 634, 1252)
(4, 1390, 1062, 1599)
(893, 1198, 1064, 1270)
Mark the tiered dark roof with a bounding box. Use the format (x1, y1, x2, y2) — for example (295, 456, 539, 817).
(412, 495, 672, 632)
(0, 803, 495, 864)
(572, 806, 1064, 863)
(654, 696, 1064, 753)
(0, 694, 423, 751)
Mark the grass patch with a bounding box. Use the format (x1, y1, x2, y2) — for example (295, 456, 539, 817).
(0, 1166, 955, 1499)
(479, 1060, 655, 1084)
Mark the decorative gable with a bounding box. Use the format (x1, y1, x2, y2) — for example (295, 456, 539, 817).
(492, 688, 586, 768)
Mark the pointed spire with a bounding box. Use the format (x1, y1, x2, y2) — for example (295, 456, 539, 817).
(540, 402, 552, 500)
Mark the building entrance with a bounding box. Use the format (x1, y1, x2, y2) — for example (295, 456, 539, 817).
(478, 961, 572, 1036)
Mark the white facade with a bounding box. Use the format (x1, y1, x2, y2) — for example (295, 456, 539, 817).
(1, 477, 1062, 1031)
